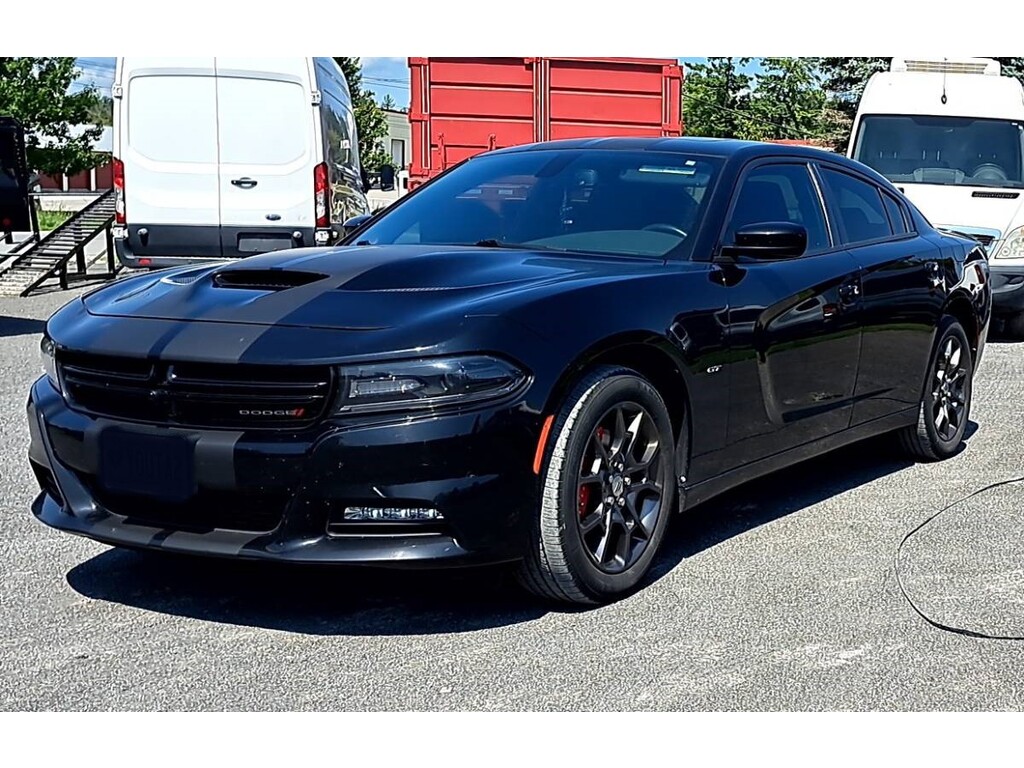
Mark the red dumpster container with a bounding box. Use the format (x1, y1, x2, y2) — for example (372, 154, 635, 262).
(408, 57, 683, 188)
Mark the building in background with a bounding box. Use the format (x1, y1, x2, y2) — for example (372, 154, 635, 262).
(384, 109, 410, 171)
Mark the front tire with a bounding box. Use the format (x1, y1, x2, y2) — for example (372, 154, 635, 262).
(898, 316, 973, 461)
(517, 366, 676, 605)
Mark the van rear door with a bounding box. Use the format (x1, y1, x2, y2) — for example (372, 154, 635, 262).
(214, 58, 318, 257)
(119, 57, 222, 258)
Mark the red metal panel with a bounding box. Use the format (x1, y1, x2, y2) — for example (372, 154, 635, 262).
(430, 87, 534, 119)
(38, 174, 63, 191)
(425, 58, 534, 88)
(548, 59, 668, 94)
(95, 161, 113, 189)
(67, 170, 91, 191)
(408, 57, 685, 183)
(550, 92, 664, 126)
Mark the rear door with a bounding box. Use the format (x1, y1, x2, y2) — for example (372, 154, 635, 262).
(214, 58, 317, 257)
(721, 161, 863, 467)
(816, 164, 942, 425)
(119, 57, 222, 257)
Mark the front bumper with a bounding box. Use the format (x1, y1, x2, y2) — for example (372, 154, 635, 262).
(989, 264, 1024, 314)
(27, 377, 539, 567)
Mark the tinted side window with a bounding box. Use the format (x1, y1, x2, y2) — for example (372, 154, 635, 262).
(725, 164, 830, 253)
(882, 192, 909, 235)
(820, 168, 894, 245)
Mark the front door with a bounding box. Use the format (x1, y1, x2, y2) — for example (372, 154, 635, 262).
(719, 161, 863, 467)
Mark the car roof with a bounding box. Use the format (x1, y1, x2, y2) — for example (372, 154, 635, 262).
(486, 136, 894, 188)
(488, 136, 826, 159)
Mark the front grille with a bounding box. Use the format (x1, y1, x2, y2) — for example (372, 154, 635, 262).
(973, 234, 996, 246)
(59, 351, 333, 430)
(88, 484, 287, 533)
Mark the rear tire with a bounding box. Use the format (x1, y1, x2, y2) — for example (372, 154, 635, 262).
(898, 316, 973, 461)
(517, 366, 676, 605)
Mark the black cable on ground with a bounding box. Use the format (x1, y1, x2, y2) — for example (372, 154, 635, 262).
(895, 475, 1024, 641)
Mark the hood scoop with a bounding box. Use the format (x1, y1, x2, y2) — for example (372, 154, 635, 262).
(212, 269, 329, 291)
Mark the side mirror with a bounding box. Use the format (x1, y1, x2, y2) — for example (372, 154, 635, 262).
(342, 213, 373, 237)
(379, 164, 396, 192)
(719, 222, 807, 261)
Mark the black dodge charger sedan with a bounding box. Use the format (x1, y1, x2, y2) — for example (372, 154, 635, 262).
(27, 138, 991, 604)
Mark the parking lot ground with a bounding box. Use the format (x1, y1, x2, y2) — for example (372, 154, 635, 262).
(2, 288, 1024, 711)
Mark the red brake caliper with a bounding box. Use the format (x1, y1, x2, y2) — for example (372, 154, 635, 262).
(580, 427, 610, 518)
(578, 485, 590, 518)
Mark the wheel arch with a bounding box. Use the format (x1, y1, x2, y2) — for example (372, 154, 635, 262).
(540, 332, 693, 490)
(944, 290, 981, 363)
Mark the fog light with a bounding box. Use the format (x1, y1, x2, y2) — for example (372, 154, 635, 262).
(343, 506, 443, 522)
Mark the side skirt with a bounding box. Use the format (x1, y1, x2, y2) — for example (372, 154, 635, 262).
(680, 408, 917, 512)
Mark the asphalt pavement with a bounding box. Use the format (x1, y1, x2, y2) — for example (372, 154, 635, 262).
(2, 287, 1024, 710)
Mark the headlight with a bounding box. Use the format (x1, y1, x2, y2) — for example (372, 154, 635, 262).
(993, 227, 1024, 259)
(334, 355, 528, 414)
(40, 335, 58, 389)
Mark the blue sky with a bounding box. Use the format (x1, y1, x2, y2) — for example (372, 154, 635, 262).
(73, 57, 756, 106)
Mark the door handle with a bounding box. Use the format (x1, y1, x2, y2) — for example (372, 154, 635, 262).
(231, 177, 258, 189)
(838, 282, 861, 304)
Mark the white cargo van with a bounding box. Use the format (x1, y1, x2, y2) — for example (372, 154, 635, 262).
(848, 57, 1024, 332)
(111, 57, 370, 268)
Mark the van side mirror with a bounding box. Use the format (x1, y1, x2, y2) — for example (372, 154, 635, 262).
(342, 213, 373, 237)
(379, 164, 395, 192)
(719, 222, 807, 261)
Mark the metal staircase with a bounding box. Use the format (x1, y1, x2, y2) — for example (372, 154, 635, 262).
(0, 189, 119, 297)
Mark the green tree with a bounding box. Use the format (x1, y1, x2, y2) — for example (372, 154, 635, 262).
(746, 58, 828, 141)
(334, 57, 392, 173)
(818, 57, 890, 123)
(85, 95, 113, 127)
(682, 57, 754, 138)
(0, 57, 104, 176)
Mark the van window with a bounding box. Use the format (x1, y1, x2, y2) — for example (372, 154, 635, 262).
(853, 115, 1024, 187)
(217, 77, 310, 166)
(820, 168, 893, 244)
(323, 93, 357, 173)
(127, 76, 218, 164)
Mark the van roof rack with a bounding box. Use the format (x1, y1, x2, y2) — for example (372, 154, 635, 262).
(891, 58, 1001, 76)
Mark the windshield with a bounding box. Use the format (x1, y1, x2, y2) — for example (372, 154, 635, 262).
(353, 149, 721, 259)
(853, 114, 1024, 188)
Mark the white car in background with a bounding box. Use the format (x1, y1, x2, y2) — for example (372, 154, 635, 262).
(849, 57, 1024, 333)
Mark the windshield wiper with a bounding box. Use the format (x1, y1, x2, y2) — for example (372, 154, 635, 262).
(472, 239, 567, 252)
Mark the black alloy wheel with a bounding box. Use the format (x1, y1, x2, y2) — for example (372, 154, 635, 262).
(518, 366, 677, 605)
(899, 316, 974, 461)
(576, 402, 665, 574)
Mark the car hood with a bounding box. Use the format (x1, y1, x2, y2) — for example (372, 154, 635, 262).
(84, 245, 653, 330)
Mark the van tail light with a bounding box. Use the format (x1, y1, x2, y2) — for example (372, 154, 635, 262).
(112, 157, 126, 225)
(314, 162, 330, 228)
